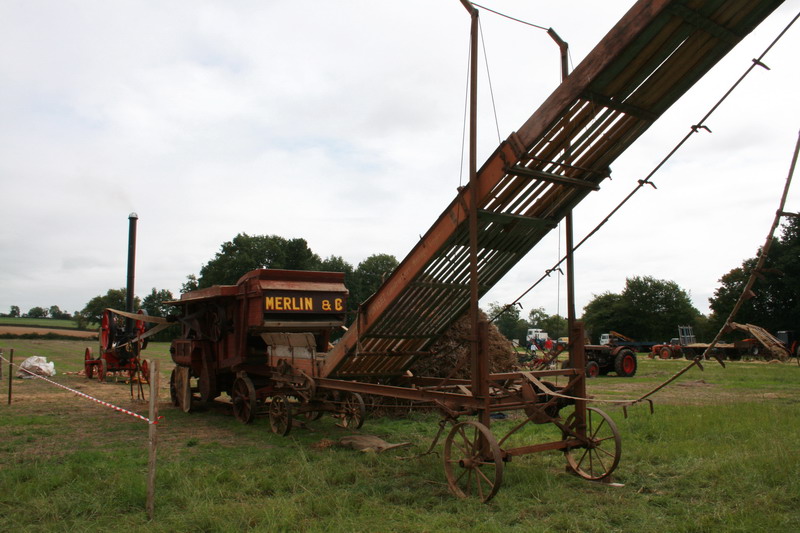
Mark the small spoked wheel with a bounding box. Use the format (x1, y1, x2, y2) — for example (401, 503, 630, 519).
(341, 392, 365, 429)
(443, 421, 503, 503)
(139, 359, 150, 384)
(269, 394, 293, 436)
(84, 348, 94, 379)
(562, 406, 621, 481)
(96, 358, 107, 383)
(231, 375, 257, 424)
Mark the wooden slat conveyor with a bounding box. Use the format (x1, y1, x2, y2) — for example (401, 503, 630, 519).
(321, 0, 785, 379)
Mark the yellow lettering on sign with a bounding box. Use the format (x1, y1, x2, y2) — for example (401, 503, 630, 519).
(335, 298, 343, 311)
(304, 297, 313, 310)
(322, 299, 331, 311)
(265, 297, 275, 310)
(283, 297, 291, 310)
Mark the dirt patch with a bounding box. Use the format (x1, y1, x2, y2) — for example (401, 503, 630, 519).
(0, 325, 97, 339)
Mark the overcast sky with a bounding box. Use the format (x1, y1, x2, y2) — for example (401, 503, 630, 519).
(1, 0, 799, 323)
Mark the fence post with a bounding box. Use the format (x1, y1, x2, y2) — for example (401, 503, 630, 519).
(7, 348, 13, 405)
(146, 359, 159, 520)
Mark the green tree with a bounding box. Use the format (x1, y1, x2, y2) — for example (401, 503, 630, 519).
(48, 305, 70, 319)
(27, 306, 48, 318)
(9, 305, 20, 317)
(141, 288, 177, 341)
(582, 277, 700, 343)
(81, 288, 139, 325)
(527, 307, 549, 329)
(181, 274, 199, 294)
(708, 218, 800, 334)
(72, 310, 90, 330)
(141, 288, 175, 318)
(540, 314, 568, 340)
(350, 254, 399, 309)
(582, 292, 623, 343)
(197, 233, 322, 288)
(487, 302, 528, 344)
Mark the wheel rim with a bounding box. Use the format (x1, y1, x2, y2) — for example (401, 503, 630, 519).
(622, 355, 635, 374)
(169, 368, 179, 407)
(659, 348, 671, 359)
(443, 421, 503, 502)
(139, 359, 150, 384)
(232, 376, 256, 424)
(562, 407, 621, 481)
(100, 311, 115, 351)
(84, 348, 94, 379)
(269, 395, 292, 436)
(586, 362, 599, 378)
(97, 358, 107, 383)
(341, 392, 365, 429)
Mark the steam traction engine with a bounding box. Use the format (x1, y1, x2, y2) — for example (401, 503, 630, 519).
(168, 269, 364, 431)
(84, 213, 150, 384)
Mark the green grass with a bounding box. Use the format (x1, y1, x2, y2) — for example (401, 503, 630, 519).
(0, 316, 94, 330)
(0, 341, 798, 532)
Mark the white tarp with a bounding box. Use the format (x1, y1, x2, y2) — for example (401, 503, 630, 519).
(16, 356, 56, 378)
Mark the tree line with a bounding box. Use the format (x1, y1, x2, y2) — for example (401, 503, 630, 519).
(481, 217, 800, 345)
(12, 217, 797, 345)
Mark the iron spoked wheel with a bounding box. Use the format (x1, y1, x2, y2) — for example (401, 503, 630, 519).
(96, 358, 107, 383)
(231, 375, 257, 424)
(341, 392, 365, 429)
(100, 311, 116, 351)
(269, 395, 293, 436)
(169, 368, 180, 407)
(562, 407, 621, 481)
(443, 421, 503, 503)
(139, 359, 150, 384)
(84, 348, 94, 379)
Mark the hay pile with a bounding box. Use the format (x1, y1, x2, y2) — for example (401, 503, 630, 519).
(407, 311, 518, 379)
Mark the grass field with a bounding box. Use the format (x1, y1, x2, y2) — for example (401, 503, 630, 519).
(0, 317, 89, 330)
(1, 340, 798, 532)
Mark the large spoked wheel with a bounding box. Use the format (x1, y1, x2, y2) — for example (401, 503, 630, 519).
(341, 392, 365, 429)
(231, 375, 257, 424)
(269, 395, 293, 436)
(443, 421, 503, 503)
(100, 311, 116, 351)
(84, 348, 94, 379)
(562, 407, 621, 481)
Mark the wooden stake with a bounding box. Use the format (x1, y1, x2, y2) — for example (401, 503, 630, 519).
(7, 348, 13, 405)
(146, 359, 159, 520)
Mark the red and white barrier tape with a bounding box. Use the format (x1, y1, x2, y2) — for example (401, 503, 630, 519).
(0, 354, 162, 425)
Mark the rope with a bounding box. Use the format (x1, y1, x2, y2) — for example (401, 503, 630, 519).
(0, 353, 161, 425)
(490, 11, 800, 323)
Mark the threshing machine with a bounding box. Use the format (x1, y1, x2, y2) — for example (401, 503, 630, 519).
(168, 0, 787, 501)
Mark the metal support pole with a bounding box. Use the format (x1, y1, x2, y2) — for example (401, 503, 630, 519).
(459, 0, 488, 427)
(570, 321, 587, 444)
(547, 28, 577, 350)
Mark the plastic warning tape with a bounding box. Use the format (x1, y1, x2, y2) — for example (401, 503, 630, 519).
(0, 354, 161, 425)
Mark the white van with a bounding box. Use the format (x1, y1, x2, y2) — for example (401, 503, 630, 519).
(526, 329, 549, 344)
